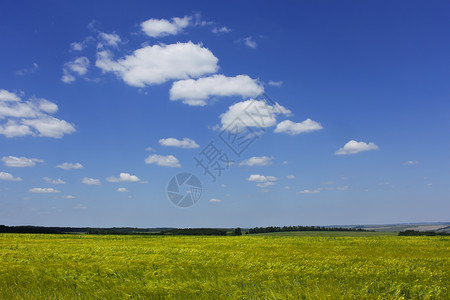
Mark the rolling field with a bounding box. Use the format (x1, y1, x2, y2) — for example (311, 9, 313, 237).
(0, 234, 448, 299)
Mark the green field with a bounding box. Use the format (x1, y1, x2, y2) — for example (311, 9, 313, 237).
(0, 234, 448, 299)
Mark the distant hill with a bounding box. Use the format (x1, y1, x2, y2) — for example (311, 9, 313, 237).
(325, 222, 450, 233)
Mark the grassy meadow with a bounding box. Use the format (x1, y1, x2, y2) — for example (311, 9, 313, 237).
(0, 234, 448, 299)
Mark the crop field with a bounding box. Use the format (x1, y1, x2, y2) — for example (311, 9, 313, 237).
(0, 234, 448, 299)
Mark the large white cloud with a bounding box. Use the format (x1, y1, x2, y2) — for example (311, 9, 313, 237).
(220, 99, 291, 131)
(96, 42, 218, 87)
(0, 89, 75, 138)
(106, 173, 141, 182)
(145, 154, 181, 168)
(274, 119, 323, 135)
(170, 75, 264, 106)
(2, 156, 43, 167)
(159, 137, 199, 149)
(22, 116, 75, 138)
(0, 89, 21, 102)
(335, 140, 379, 155)
(239, 156, 273, 167)
(0, 172, 22, 181)
(141, 16, 191, 37)
(0, 120, 33, 137)
(56, 162, 83, 170)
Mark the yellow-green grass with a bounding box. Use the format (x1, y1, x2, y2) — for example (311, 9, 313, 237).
(0, 234, 448, 299)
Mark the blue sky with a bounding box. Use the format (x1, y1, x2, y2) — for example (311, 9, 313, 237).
(0, 0, 449, 227)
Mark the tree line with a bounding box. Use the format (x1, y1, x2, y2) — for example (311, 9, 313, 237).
(247, 225, 368, 234)
(0, 225, 242, 236)
(398, 230, 449, 236)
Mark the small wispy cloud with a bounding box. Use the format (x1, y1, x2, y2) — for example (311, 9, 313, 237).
(81, 177, 101, 185)
(268, 80, 283, 87)
(403, 160, 419, 166)
(297, 189, 320, 194)
(212, 26, 231, 34)
(15, 63, 39, 76)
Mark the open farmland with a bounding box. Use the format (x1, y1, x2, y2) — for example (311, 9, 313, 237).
(0, 234, 448, 299)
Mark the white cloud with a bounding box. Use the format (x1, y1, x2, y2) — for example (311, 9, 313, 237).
(29, 187, 60, 193)
(212, 26, 231, 34)
(106, 173, 140, 182)
(286, 175, 295, 180)
(141, 16, 192, 37)
(117, 187, 129, 192)
(268, 80, 283, 87)
(2, 156, 43, 167)
(62, 57, 90, 83)
(82, 177, 101, 185)
(145, 147, 155, 152)
(240, 156, 273, 167)
(0, 172, 22, 181)
(56, 162, 83, 170)
(71, 42, 85, 51)
(256, 181, 275, 188)
(209, 198, 222, 203)
(159, 137, 199, 149)
(15, 63, 39, 76)
(220, 99, 291, 131)
(170, 75, 264, 106)
(336, 186, 349, 191)
(43, 177, 66, 184)
(284, 186, 291, 190)
(297, 189, 320, 194)
(274, 119, 323, 135)
(404, 160, 419, 166)
(145, 154, 181, 168)
(70, 37, 94, 51)
(0, 89, 75, 139)
(64, 195, 76, 199)
(335, 140, 379, 155)
(0, 120, 33, 137)
(241, 37, 257, 49)
(99, 32, 121, 47)
(96, 42, 218, 87)
(247, 174, 277, 183)
(0, 89, 21, 102)
(38, 99, 58, 114)
(22, 116, 75, 138)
